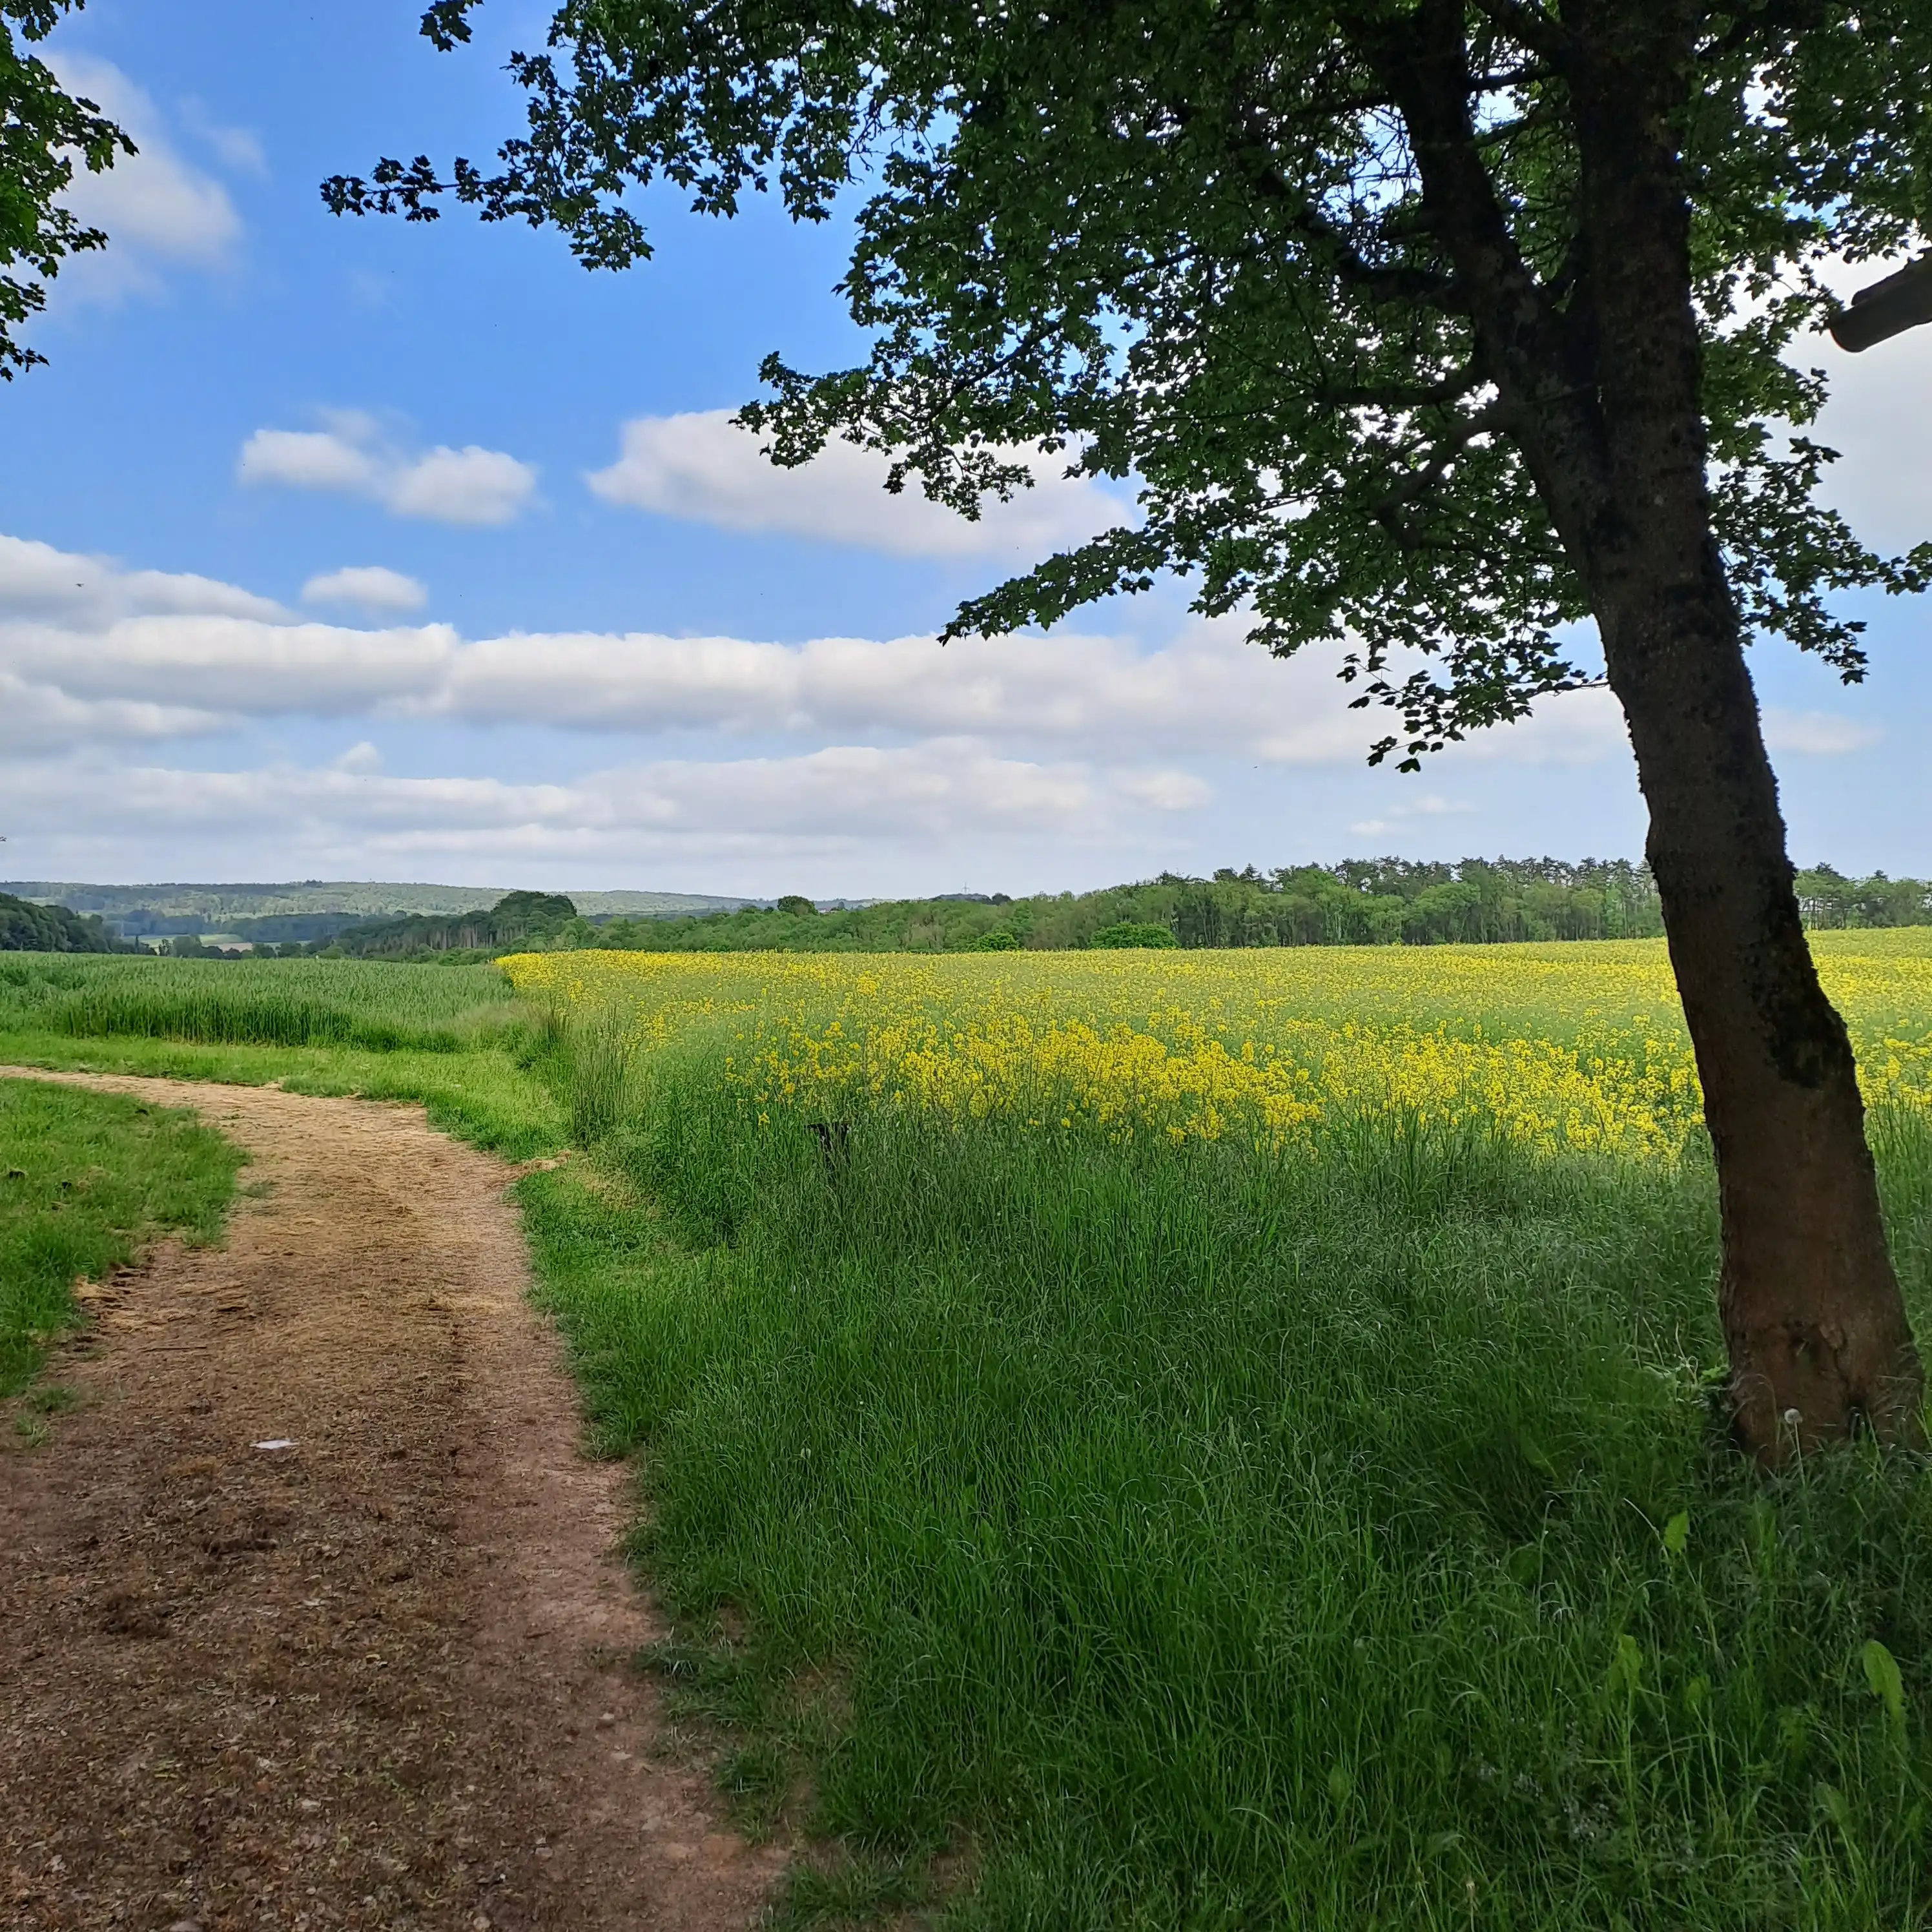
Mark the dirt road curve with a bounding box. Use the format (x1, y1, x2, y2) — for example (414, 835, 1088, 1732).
(0, 1071, 786, 1932)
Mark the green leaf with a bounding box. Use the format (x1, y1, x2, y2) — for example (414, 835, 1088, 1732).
(1862, 1638, 1906, 1732)
(1662, 1509, 1690, 1557)
(1608, 1632, 1644, 1700)
(1816, 1780, 1853, 1834)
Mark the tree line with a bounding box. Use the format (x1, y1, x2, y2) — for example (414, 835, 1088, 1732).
(154, 858, 1920, 962)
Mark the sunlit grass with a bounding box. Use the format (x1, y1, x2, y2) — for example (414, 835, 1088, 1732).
(512, 933, 1932, 1928)
(0, 1077, 242, 1400)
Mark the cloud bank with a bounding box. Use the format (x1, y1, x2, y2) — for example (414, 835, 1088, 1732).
(3, 529, 1876, 884)
(238, 413, 537, 526)
(588, 409, 1128, 557)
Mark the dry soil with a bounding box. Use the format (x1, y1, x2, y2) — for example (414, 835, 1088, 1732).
(0, 1069, 788, 1932)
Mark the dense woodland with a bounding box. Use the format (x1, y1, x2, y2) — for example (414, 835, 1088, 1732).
(587, 859, 1671, 955)
(74, 861, 1932, 960)
(0, 892, 126, 954)
(302, 859, 1664, 958)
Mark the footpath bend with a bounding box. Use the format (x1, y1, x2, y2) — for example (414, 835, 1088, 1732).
(0, 1070, 785, 1932)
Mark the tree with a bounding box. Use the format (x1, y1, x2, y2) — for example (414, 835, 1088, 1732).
(1, 1, 130, 379)
(331, 0, 1932, 1459)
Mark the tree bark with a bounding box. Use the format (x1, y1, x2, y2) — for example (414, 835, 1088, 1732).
(1377, 0, 1924, 1459)
(1596, 539, 1923, 1459)
(1565, 2, 1923, 1459)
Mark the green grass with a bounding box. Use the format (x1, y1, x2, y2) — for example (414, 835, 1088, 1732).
(19, 949, 1932, 1924)
(0, 951, 519, 1046)
(0, 953, 564, 1157)
(516, 1028, 1932, 1931)
(0, 1077, 243, 1400)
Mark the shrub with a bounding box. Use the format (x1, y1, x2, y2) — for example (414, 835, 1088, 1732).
(1088, 921, 1177, 949)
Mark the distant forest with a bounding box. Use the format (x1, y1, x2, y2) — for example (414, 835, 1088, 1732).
(114, 859, 1932, 961)
(130, 857, 1882, 960)
(0, 892, 127, 954)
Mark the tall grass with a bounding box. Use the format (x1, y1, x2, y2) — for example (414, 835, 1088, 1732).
(0, 953, 520, 1051)
(0, 954, 562, 1156)
(522, 1021, 1932, 1929)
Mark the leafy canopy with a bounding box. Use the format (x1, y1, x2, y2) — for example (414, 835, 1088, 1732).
(0, 1, 130, 378)
(330, 1, 1932, 763)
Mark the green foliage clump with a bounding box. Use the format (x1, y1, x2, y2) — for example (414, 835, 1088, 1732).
(0, 3, 132, 382)
(0, 891, 125, 954)
(1797, 866, 1932, 930)
(330, 890, 586, 959)
(1087, 921, 1177, 949)
(0, 1078, 240, 1398)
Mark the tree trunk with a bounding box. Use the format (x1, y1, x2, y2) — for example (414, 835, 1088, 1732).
(1566, 2, 1924, 1460)
(1375, 0, 1924, 1459)
(1597, 547, 1923, 1460)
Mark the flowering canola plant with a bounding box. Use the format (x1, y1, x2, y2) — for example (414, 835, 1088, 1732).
(502, 930, 1932, 1163)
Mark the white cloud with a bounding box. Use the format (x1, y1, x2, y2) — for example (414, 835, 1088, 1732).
(1348, 794, 1474, 838)
(586, 409, 1128, 557)
(0, 534, 1659, 781)
(179, 98, 267, 177)
(47, 56, 240, 299)
(0, 533, 285, 626)
(0, 741, 1149, 880)
(383, 444, 536, 525)
(302, 566, 427, 613)
(239, 415, 537, 526)
(429, 616, 1373, 761)
(0, 674, 223, 755)
(1762, 708, 1882, 755)
(242, 429, 378, 495)
(1116, 769, 1213, 811)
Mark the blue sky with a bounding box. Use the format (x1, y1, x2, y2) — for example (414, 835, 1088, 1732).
(1, 0, 1927, 898)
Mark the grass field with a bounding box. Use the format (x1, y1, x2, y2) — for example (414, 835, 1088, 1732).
(511, 935, 1932, 1929)
(0, 954, 562, 1156)
(12, 940, 1932, 1926)
(0, 1078, 242, 1408)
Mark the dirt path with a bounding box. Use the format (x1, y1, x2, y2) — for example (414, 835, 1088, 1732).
(0, 1071, 788, 1932)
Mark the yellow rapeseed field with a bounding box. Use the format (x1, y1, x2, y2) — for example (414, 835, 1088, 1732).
(502, 928, 1932, 1161)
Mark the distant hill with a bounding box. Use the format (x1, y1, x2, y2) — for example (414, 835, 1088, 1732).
(6, 880, 760, 946)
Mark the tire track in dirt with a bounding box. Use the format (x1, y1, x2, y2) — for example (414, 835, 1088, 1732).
(0, 1070, 788, 1932)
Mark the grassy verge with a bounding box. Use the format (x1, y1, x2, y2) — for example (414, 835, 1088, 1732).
(520, 1036, 1932, 1931)
(0, 1028, 563, 1158)
(0, 1076, 243, 1406)
(0, 949, 565, 1157)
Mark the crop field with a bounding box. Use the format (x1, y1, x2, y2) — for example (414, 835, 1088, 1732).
(0, 952, 519, 1049)
(15, 936, 1932, 1925)
(497, 933, 1932, 1929)
(504, 929, 1932, 1161)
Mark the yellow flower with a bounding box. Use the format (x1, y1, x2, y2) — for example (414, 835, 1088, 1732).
(498, 929, 1932, 1161)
